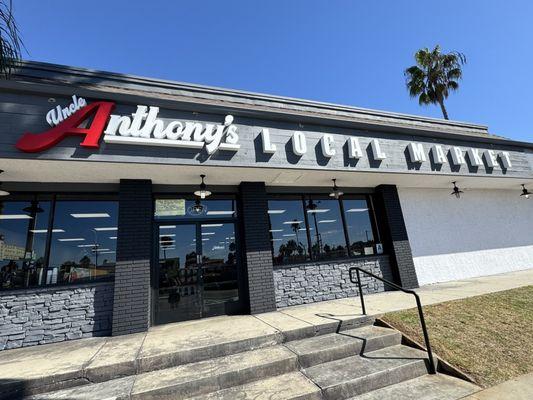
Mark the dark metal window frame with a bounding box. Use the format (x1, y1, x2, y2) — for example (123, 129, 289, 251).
(0, 192, 118, 291)
(267, 193, 383, 267)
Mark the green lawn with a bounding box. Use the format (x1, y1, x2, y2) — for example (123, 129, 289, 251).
(382, 285, 533, 388)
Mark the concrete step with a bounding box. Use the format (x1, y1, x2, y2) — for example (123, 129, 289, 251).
(186, 372, 323, 400)
(303, 344, 432, 400)
(286, 325, 402, 367)
(349, 374, 480, 400)
(26, 345, 298, 400)
(3, 314, 376, 399)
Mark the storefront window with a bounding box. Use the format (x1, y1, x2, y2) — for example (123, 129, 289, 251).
(0, 200, 51, 290)
(48, 201, 118, 286)
(268, 199, 310, 265)
(268, 194, 382, 266)
(306, 197, 348, 260)
(342, 197, 376, 256)
(0, 197, 118, 290)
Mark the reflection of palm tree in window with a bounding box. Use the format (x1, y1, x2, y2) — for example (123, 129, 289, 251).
(306, 199, 322, 255)
(290, 219, 305, 254)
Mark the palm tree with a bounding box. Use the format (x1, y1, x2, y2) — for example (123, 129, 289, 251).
(0, 0, 23, 78)
(404, 45, 466, 120)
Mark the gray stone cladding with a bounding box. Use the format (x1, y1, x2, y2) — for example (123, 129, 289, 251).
(0, 282, 113, 350)
(273, 256, 393, 308)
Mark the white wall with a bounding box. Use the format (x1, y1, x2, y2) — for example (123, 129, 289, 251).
(398, 188, 533, 286)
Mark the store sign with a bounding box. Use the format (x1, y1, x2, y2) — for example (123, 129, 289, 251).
(260, 128, 512, 169)
(154, 199, 186, 217)
(16, 95, 240, 154)
(15, 94, 514, 171)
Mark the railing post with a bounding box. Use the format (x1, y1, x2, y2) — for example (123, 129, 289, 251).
(355, 269, 366, 315)
(414, 294, 436, 374)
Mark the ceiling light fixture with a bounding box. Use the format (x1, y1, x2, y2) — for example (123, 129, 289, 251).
(329, 178, 343, 199)
(451, 182, 463, 199)
(520, 184, 531, 199)
(194, 174, 211, 199)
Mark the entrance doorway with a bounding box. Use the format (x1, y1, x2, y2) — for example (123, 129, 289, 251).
(154, 221, 241, 324)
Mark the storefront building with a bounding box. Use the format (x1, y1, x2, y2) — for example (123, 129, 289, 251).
(0, 61, 532, 350)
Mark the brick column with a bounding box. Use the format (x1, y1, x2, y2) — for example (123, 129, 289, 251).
(238, 182, 277, 313)
(112, 179, 153, 335)
(375, 185, 419, 289)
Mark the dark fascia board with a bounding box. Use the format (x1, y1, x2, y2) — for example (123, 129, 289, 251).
(5, 60, 533, 150)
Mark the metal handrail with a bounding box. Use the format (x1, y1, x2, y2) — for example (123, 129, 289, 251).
(348, 267, 436, 374)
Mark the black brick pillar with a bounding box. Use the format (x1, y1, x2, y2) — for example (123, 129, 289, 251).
(112, 179, 153, 335)
(238, 182, 277, 314)
(375, 185, 419, 289)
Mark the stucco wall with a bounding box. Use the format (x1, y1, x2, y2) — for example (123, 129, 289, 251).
(398, 188, 533, 285)
(0, 282, 114, 350)
(273, 256, 393, 307)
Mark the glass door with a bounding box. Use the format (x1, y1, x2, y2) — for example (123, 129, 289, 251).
(154, 221, 240, 324)
(156, 224, 201, 324)
(200, 222, 240, 317)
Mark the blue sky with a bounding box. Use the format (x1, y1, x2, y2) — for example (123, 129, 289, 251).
(14, 1, 532, 142)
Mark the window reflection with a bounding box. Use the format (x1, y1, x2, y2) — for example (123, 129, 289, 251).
(0, 200, 50, 290)
(48, 201, 118, 286)
(268, 195, 381, 266)
(306, 198, 348, 260)
(268, 199, 309, 265)
(343, 198, 376, 256)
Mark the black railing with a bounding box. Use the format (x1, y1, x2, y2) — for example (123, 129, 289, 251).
(348, 267, 436, 374)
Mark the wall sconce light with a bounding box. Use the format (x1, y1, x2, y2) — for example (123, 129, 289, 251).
(193, 174, 212, 199)
(329, 178, 344, 199)
(520, 184, 531, 199)
(451, 181, 463, 199)
(0, 170, 10, 197)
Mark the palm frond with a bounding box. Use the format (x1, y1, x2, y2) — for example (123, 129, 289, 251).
(0, 0, 24, 79)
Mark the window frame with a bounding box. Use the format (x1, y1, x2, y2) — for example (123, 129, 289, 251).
(267, 192, 383, 267)
(0, 192, 118, 291)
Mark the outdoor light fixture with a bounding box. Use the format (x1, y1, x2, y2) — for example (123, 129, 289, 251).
(520, 184, 531, 199)
(194, 174, 211, 199)
(329, 178, 344, 199)
(0, 170, 10, 197)
(451, 181, 463, 199)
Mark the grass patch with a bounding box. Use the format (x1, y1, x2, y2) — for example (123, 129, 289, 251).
(382, 285, 533, 388)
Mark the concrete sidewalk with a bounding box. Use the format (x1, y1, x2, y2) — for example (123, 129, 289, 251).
(463, 372, 533, 399)
(0, 268, 532, 397)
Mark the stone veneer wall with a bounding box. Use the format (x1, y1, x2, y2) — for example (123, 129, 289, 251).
(273, 256, 393, 308)
(0, 282, 113, 350)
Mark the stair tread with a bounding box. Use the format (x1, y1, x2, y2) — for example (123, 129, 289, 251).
(304, 344, 429, 389)
(348, 374, 479, 400)
(186, 372, 322, 400)
(26, 376, 135, 399)
(26, 345, 296, 400)
(286, 325, 400, 355)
